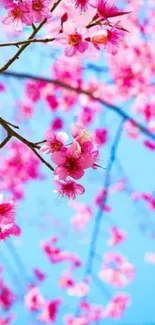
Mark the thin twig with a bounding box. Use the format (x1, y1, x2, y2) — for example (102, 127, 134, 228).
(2, 70, 155, 142)
(0, 117, 54, 172)
(0, 37, 55, 48)
(85, 118, 125, 276)
(0, 134, 12, 148)
(0, 0, 62, 73)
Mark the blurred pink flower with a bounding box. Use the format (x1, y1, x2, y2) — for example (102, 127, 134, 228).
(107, 226, 127, 246)
(0, 194, 21, 241)
(25, 287, 45, 311)
(39, 299, 61, 323)
(54, 180, 85, 199)
(104, 292, 131, 318)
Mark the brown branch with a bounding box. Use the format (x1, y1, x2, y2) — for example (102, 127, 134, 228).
(0, 0, 62, 73)
(0, 117, 54, 172)
(2, 70, 155, 142)
(0, 134, 12, 148)
(0, 37, 55, 48)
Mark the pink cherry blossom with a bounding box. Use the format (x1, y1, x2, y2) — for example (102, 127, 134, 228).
(33, 268, 46, 282)
(41, 237, 82, 267)
(0, 281, 16, 310)
(2, 1, 32, 31)
(107, 226, 127, 246)
(94, 128, 107, 146)
(51, 117, 64, 131)
(145, 252, 155, 264)
(0, 194, 21, 241)
(0, 316, 13, 325)
(58, 272, 74, 289)
(99, 252, 135, 287)
(39, 299, 61, 323)
(65, 315, 88, 325)
(97, 0, 130, 19)
(26, 0, 52, 23)
(25, 286, 45, 311)
(104, 292, 131, 318)
(52, 141, 94, 180)
(40, 131, 68, 154)
(71, 204, 92, 231)
(67, 282, 89, 297)
(54, 180, 85, 200)
(56, 24, 89, 57)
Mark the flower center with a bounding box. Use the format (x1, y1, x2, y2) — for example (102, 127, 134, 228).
(79, 130, 92, 143)
(12, 7, 21, 18)
(0, 203, 11, 216)
(66, 157, 77, 171)
(92, 34, 108, 45)
(32, 0, 43, 11)
(51, 140, 62, 151)
(68, 33, 82, 46)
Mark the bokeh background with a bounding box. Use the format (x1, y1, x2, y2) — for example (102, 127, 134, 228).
(0, 0, 155, 324)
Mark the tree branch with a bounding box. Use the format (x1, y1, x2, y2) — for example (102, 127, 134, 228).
(0, 37, 55, 48)
(0, 0, 62, 73)
(0, 117, 54, 172)
(2, 70, 155, 142)
(85, 118, 125, 276)
(0, 134, 12, 148)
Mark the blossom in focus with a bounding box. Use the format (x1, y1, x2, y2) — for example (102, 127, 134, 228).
(40, 131, 68, 154)
(97, 0, 130, 19)
(26, 0, 52, 23)
(90, 26, 124, 55)
(56, 24, 89, 57)
(72, 0, 92, 12)
(2, 1, 32, 31)
(52, 141, 94, 180)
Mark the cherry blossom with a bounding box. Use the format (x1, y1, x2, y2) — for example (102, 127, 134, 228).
(0, 281, 16, 310)
(107, 226, 127, 246)
(39, 299, 61, 323)
(104, 292, 131, 318)
(67, 281, 89, 297)
(26, 0, 52, 23)
(56, 25, 89, 57)
(25, 286, 45, 311)
(41, 131, 68, 154)
(2, 1, 32, 31)
(0, 194, 20, 240)
(99, 252, 135, 287)
(54, 180, 85, 200)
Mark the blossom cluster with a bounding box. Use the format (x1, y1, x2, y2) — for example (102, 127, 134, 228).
(99, 252, 135, 287)
(41, 124, 100, 199)
(0, 141, 42, 200)
(24, 286, 61, 323)
(2, 0, 52, 30)
(2, 0, 130, 55)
